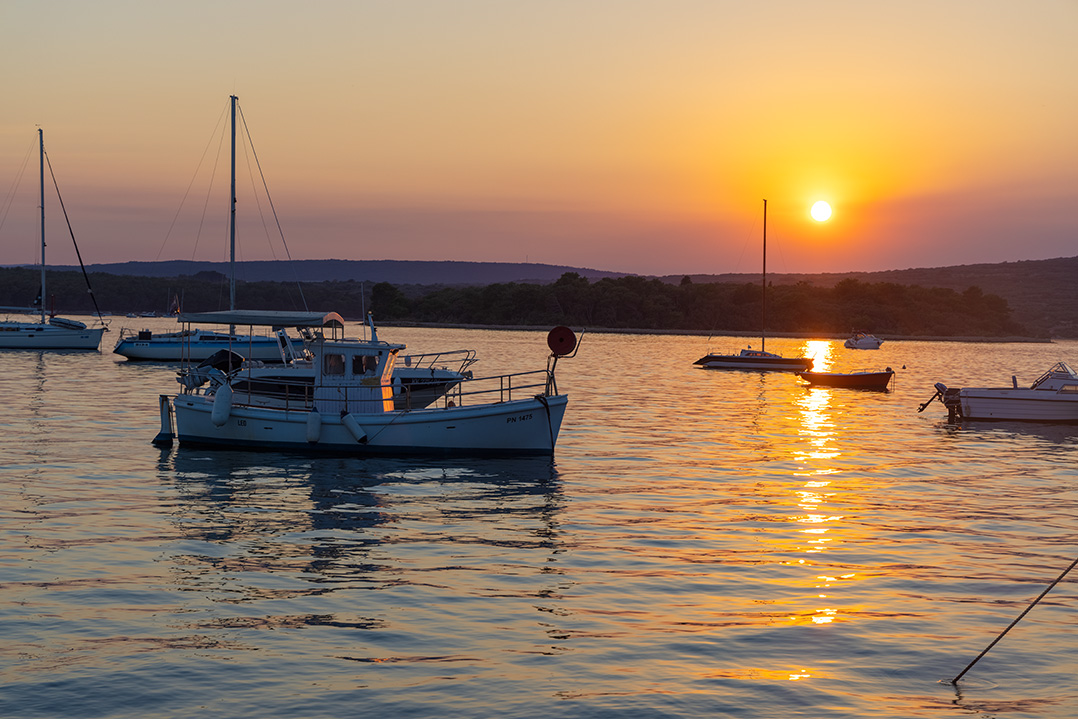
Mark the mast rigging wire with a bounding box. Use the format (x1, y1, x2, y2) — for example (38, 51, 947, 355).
(42, 147, 108, 327)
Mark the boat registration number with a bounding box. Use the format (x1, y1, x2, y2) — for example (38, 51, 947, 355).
(506, 413, 533, 424)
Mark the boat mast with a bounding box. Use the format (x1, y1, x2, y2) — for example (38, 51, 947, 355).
(761, 198, 767, 353)
(38, 129, 47, 323)
(229, 94, 237, 313)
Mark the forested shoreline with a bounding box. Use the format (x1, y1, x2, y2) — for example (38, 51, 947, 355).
(0, 267, 1032, 339)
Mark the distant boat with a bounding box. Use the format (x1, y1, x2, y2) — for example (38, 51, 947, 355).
(844, 332, 883, 350)
(113, 95, 295, 363)
(0, 129, 106, 350)
(798, 367, 894, 390)
(693, 199, 813, 372)
(920, 361, 1078, 422)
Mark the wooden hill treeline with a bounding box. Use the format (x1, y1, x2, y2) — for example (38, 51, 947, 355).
(1, 267, 1029, 338)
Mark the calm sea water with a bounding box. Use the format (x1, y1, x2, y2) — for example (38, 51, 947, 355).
(2, 321, 1077, 718)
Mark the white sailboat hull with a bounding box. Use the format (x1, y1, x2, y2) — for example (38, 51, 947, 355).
(0, 323, 104, 350)
(114, 333, 289, 361)
(695, 353, 812, 371)
(172, 392, 569, 455)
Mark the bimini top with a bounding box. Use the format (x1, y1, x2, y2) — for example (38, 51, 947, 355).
(176, 310, 346, 329)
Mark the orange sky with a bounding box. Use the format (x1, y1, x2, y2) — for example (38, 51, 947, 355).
(1, 1, 1075, 276)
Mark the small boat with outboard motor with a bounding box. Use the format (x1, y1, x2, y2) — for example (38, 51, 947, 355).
(918, 361, 1078, 422)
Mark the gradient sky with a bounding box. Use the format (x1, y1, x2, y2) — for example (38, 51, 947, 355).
(2, 1, 1075, 276)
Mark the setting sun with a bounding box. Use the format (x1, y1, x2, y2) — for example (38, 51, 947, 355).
(811, 201, 832, 222)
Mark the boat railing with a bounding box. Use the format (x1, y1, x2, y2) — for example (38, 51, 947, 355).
(399, 348, 479, 374)
(436, 368, 552, 408)
(180, 366, 554, 413)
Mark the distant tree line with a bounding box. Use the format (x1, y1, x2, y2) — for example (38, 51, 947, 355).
(0, 267, 1029, 338)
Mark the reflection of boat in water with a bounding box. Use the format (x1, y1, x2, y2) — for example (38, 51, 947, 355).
(798, 367, 894, 390)
(844, 332, 883, 350)
(693, 200, 813, 372)
(920, 362, 1078, 422)
(1, 129, 106, 350)
(160, 448, 563, 601)
(155, 311, 574, 456)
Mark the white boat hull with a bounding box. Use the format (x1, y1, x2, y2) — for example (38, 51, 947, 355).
(0, 323, 104, 350)
(172, 392, 568, 455)
(114, 334, 289, 361)
(959, 388, 1078, 422)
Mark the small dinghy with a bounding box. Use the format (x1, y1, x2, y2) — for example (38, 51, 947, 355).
(798, 367, 894, 390)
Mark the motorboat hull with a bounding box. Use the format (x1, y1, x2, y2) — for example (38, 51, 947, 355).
(799, 369, 893, 390)
(171, 392, 569, 455)
(926, 362, 1078, 423)
(956, 388, 1078, 422)
(0, 323, 104, 350)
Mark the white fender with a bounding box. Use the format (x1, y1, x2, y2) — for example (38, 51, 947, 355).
(306, 411, 322, 443)
(211, 384, 233, 427)
(341, 411, 367, 443)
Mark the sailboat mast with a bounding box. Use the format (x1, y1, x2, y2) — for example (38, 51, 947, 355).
(38, 129, 46, 323)
(229, 94, 237, 313)
(761, 198, 767, 353)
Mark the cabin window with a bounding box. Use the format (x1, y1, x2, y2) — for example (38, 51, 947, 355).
(353, 354, 378, 375)
(323, 353, 346, 375)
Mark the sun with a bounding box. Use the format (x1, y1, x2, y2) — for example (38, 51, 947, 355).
(810, 201, 832, 222)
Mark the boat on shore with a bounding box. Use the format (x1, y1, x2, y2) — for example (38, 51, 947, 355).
(1, 129, 106, 350)
(919, 361, 1078, 422)
(798, 367, 894, 390)
(694, 200, 813, 372)
(154, 310, 573, 456)
(844, 332, 883, 350)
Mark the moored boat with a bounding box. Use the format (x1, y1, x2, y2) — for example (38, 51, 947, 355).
(844, 332, 883, 349)
(693, 199, 813, 373)
(696, 347, 813, 372)
(919, 362, 1078, 422)
(1, 129, 107, 351)
(113, 326, 295, 362)
(798, 367, 894, 390)
(154, 311, 574, 456)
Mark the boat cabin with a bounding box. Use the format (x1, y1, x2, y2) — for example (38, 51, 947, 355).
(311, 338, 403, 415)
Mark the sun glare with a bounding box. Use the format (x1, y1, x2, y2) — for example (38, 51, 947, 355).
(810, 201, 832, 222)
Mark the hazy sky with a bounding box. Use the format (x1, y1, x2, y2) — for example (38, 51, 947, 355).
(2, 1, 1075, 276)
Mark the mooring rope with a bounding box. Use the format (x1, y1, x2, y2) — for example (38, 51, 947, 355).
(951, 554, 1078, 683)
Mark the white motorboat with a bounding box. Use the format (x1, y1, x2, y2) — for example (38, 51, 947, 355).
(844, 332, 883, 350)
(1, 130, 106, 350)
(693, 200, 813, 373)
(919, 362, 1078, 422)
(154, 311, 574, 455)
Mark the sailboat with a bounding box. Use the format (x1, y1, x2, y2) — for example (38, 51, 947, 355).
(0, 129, 106, 350)
(113, 95, 295, 362)
(693, 199, 813, 372)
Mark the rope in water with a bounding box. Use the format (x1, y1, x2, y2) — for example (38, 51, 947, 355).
(951, 554, 1078, 684)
